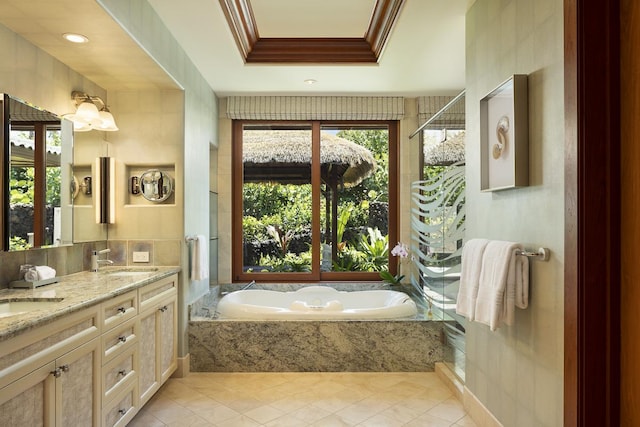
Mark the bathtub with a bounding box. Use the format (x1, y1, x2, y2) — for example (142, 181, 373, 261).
(215, 285, 417, 320)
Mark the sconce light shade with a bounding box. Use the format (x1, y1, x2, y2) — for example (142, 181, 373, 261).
(66, 91, 119, 132)
(75, 100, 101, 124)
(97, 109, 119, 131)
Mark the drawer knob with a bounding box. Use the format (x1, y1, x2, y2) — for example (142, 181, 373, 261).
(117, 307, 126, 314)
(51, 368, 62, 378)
(159, 305, 168, 312)
(118, 336, 127, 343)
(60, 364, 69, 373)
(118, 408, 127, 416)
(118, 369, 127, 377)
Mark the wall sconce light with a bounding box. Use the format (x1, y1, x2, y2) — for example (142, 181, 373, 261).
(65, 91, 119, 132)
(95, 157, 115, 224)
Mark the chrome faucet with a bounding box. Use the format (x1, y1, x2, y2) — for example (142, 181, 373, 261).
(91, 248, 114, 272)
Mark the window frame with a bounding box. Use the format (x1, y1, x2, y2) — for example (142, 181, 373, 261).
(231, 119, 399, 283)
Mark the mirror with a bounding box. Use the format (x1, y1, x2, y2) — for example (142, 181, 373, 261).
(1, 94, 73, 251)
(134, 170, 173, 202)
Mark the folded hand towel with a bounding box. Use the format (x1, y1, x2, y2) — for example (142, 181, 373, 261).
(474, 241, 528, 331)
(35, 265, 56, 280)
(21, 264, 57, 282)
(456, 239, 490, 321)
(190, 235, 209, 281)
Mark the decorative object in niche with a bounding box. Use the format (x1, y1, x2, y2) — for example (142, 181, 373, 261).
(480, 75, 528, 191)
(71, 176, 92, 199)
(130, 170, 173, 203)
(63, 91, 118, 132)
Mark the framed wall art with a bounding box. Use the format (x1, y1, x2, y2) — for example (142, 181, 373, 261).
(480, 74, 529, 191)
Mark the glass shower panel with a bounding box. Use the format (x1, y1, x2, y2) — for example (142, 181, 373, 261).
(411, 95, 466, 382)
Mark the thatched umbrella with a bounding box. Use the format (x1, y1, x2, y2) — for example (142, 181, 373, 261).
(243, 130, 375, 186)
(423, 130, 465, 166)
(242, 130, 376, 260)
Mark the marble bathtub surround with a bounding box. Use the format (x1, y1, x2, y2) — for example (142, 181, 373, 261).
(190, 319, 445, 372)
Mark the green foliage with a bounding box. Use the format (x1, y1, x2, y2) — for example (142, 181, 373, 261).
(357, 227, 389, 271)
(9, 236, 29, 251)
(10, 168, 34, 205)
(258, 251, 312, 272)
(379, 270, 404, 284)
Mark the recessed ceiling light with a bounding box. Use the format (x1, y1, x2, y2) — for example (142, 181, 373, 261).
(62, 33, 89, 44)
(304, 79, 317, 85)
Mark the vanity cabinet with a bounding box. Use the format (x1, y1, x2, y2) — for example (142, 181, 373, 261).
(138, 275, 178, 406)
(0, 272, 178, 426)
(0, 306, 101, 426)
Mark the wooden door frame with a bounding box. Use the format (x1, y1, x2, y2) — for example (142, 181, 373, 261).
(564, 0, 621, 425)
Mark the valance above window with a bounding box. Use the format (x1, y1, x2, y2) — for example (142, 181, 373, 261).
(225, 96, 405, 120)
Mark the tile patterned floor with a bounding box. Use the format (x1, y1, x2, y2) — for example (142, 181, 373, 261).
(130, 372, 477, 426)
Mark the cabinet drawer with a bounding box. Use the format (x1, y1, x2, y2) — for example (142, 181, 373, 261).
(102, 381, 137, 427)
(139, 274, 177, 312)
(103, 347, 137, 405)
(102, 291, 137, 331)
(101, 318, 137, 364)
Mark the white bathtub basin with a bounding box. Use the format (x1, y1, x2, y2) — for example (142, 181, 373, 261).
(216, 286, 417, 320)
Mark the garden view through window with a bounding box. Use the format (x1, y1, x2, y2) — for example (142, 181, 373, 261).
(233, 121, 398, 282)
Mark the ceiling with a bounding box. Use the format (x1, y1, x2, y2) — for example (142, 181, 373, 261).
(0, 0, 469, 97)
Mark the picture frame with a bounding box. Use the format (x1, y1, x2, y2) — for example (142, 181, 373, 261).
(480, 74, 529, 191)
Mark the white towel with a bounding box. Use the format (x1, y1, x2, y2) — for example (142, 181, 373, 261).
(474, 241, 529, 331)
(34, 265, 56, 280)
(21, 265, 56, 282)
(190, 235, 209, 281)
(456, 239, 490, 321)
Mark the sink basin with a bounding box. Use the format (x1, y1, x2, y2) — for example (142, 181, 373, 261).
(106, 268, 159, 277)
(0, 298, 64, 317)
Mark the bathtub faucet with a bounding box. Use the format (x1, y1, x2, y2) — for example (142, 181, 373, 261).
(242, 280, 256, 290)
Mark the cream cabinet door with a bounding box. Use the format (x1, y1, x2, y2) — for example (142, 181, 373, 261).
(55, 337, 101, 427)
(0, 361, 56, 427)
(138, 292, 178, 406)
(138, 306, 159, 406)
(158, 293, 177, 383)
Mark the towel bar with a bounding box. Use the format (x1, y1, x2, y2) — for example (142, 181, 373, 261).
(516, 247, 550, 261)
(185, 236, 197, 243)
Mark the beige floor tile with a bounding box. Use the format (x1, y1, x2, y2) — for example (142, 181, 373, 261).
(130, 372, 472, 427)
(311, 413, 358, 427)
(128, 411, 166, 427)
(214, 414, 263, 427)
(455, 414, 479, 426)
(290, 404, 333, 423)
(426, 396, 467, 423)
(244, 404, 287, 424)
(403, 413, 453, 426)
(264, 413, 310, 426)
(356, 411, 408, 427)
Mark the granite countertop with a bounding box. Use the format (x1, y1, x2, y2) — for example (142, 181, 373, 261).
(0, 266, 181, 342)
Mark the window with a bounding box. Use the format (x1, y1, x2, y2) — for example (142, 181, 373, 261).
(232, 120, 398, 282)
